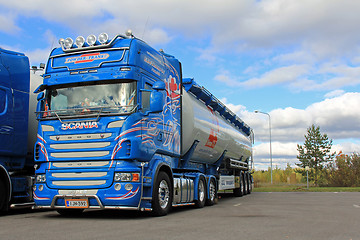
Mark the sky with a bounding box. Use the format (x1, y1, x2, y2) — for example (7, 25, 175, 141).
(1, 0, 360, 170)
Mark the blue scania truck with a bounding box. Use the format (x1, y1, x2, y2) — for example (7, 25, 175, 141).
(33, 31, 254, 216)
(0, 48, 40, 213)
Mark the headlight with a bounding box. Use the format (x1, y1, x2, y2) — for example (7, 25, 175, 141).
(75, 36, 85, 48)
(36, 174, 46, 183)
(98, 33, 108, 44)
(114, 172, 140, 182)
(86, 34, 97, 46)
(64, 37, 73, 49)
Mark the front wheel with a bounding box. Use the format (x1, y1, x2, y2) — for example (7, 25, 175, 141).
(0, 180, 8, 214)
(152, 171, 172, 216)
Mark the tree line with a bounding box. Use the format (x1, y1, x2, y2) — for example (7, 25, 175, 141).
(296, 124, 359, 187)
(253, 124, 360, 187)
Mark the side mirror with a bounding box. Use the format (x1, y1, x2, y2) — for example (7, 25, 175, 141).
(149, 81, 165, 113)
(150, 90, 163, 113)
(36, 92, 45, 114)
(150, 85, 165, 113)
(153, 81, 165, 91)
(37, 92, 45, 101)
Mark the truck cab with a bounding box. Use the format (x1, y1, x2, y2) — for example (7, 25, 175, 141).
(0, 48, 34, 212)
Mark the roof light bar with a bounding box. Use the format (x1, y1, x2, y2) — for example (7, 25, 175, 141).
(86, 34, 97, 46)
(58, 32, 129, 52)
(98, 33, 109, 44)
(64, 37, 73, 49)
(75, 36, 85, 48)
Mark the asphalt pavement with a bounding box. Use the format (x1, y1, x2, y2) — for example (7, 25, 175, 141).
(0, 192, 359, 240)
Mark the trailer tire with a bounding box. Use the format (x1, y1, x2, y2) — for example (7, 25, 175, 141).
(0, 180, 7, 214)
(243, 172, 248, 196)
(195, 177, 206, 208)
(206, 178, 217, 206)
(246, 173, 251, 194)
(152, 171, 172, 217)
(233, 172, 244, 197)
(248, 174, 253, 193)
(56, 209, 84, 217)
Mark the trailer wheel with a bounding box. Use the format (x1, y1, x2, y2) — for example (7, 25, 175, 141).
(243, 172, 248, 195)
(0, 180, 7, 213)
(56, 209, 84, 217)
(246, 173, 251, 194)
(195, 177, 206, 208)
(248, 174, 253, 193)
(152, 171, 172, 216)
(206, 178, 217, 206)
(233, 172, 243, 197)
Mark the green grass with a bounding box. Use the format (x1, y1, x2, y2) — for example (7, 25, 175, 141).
(253, 185, 360, 192)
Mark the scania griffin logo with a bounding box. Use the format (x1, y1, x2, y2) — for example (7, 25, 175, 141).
(65, 53, 109, 64)
(61, 121, 99, 130)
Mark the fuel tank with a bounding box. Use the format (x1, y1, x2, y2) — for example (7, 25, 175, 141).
(181, 85, 252, 165)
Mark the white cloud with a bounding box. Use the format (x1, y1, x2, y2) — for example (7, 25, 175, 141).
(0, 13, 20, 34)
(241, 65, 309, 88)
(220, 98, 246, 113)
(324, 90, 345, 99)
(251, 92, 360, 142)
(2, 0, 360, 55)
(225, 92, 360, 169)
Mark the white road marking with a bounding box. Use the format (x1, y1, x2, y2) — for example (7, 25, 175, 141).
(353, 204, 360, 208)
(234, 203, 242, 207)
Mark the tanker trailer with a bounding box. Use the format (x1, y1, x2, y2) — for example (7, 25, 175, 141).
(32, 32, 253, 216)
(181, 78, 253, 198)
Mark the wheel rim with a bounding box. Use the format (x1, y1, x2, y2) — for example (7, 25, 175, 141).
(209, 181, 216, 201)
(158, 180, 170, 209)
(199, 180, 205, 202)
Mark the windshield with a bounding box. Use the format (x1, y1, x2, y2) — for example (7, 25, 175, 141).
(43, 81, 136, 118)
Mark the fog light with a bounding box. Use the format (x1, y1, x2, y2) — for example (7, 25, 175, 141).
(114, 183, 121, 191)
(39, 185, 44, 191)
(125, 183, 133, 191)
(36, 174, 46, 183)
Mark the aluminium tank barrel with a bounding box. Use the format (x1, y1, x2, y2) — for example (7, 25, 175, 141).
(181, 90, 252, 164)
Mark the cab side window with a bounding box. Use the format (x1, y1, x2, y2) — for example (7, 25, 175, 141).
(141, 83, 152, 113)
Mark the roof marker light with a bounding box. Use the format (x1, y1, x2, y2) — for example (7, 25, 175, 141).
(98, 33, 109, 44)
(64, 37, 73, 49)
(125, 29, 133, 38)
(87, 34, 97, 46)
(75, 36, 85, 48)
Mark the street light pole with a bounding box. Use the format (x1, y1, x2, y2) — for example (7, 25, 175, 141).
(255, 110, 273, 184)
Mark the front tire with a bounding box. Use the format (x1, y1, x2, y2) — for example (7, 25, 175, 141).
(0, 180, 8, 214)
(152, 171, 172, 216)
